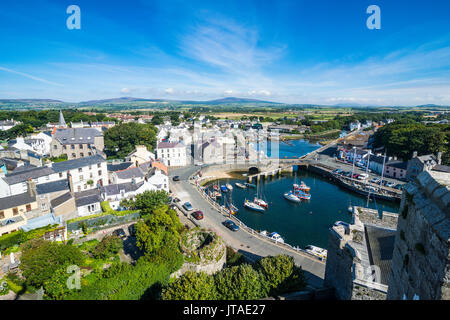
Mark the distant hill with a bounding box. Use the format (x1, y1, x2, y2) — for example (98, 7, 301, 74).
(0, 99, 64, 104)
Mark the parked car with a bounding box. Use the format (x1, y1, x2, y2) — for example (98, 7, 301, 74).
(183, 202, 194, 211)
(172, 176, 180, 181)
(173, 197, 181, 203)
(385, 181, 396, 188)
(370, 177, 381, 184)
(358, 173, 369, 180)
(192, 210, 204, 220)
(223, 219, 239, 232)
(394, 184, 404, 190)
(128, 224, 137, 237)
(343, 171, 352, 177)
(352, 173, 360, 179)
(112, 228, 127, 239)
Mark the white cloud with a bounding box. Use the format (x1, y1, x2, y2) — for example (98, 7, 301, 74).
(120, 87, 131, 94)
(164, 87, 174, 94)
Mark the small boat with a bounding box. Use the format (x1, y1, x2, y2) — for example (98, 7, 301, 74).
(253, 197, 268, 208)
(226, 183, 233, 191)
(213, 184, 219, 191)
(294, 190, 311, 200)
(228, 204, 239, 214)
(348, 206, 353, 213)
(235, 182, 247, 189)
(267, 232, 285, 243)
(244, 200, 265, 212)
(284, 191, 301, 203)
(293, 182, 310, 192)
(220, 185, 228, 193)
(305, 245, 327, 260)
(245, 182, 256, 188)
(213, 191, 222, 198)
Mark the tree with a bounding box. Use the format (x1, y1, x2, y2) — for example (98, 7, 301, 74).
(135, 206, 183, 255)
(121, 190, 169, 214)
(104, 122, 157, 158)
(20, 239, 84, 290)
(91, 235, 123, 259)
(214, 264, 268, 300)
(162, 271, 217, 300)
(255, 255, 306, 296)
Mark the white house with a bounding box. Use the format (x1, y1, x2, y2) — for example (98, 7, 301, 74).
(156, 141, 187, 167)
(126, 145, 155, 166)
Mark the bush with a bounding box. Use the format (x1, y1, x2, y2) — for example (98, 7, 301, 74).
(66, 260, 170, 300)
(91, 235, 123, 260)
(214, 264, 268, 300)
(162, 271, 217, 300)
(255, 255, 306, 296)
(20, 239, 84, 291)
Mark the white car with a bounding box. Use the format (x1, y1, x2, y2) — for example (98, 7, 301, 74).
(195, 162, 204, 166)
(358, 173, 369, 180)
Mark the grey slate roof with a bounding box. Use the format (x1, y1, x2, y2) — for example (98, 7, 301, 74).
(36, 179, 70, 195)
(432, 164, 450, 173)
(50, 192, 73, 208)
(54, 128, 102, 145)
(0, 192, 36, 210)
(2, 166, 55, 185)
(157, 141, 183, 149)
(75, 193, 101, 207)
(385, 160, 407, 170)
(365, 225, 396, 286)
(52, 154, 105, 173)
(107, 161, 133, 172)
(101, 181, 144, 196)
(115, 167, 144, 180)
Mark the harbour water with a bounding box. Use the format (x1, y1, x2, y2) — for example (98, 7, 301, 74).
(207, 139, 400, 250)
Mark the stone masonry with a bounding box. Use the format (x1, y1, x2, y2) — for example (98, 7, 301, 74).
(387, 170, 450, 300)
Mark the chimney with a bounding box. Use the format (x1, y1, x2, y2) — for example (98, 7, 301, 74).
(27, 178, 37, 197)
(412, 151, 418, 158)
(437, 152, 442, 165)
(67, 172, 74, 194)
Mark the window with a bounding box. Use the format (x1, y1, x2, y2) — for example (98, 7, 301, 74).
(77, 186, 81, 192)
(79, 144, 83, 149)
(80, 175, 84, 181)
(88, 152, 92, 156)
(13, 208, 19, 215)
(63, 145, 67, 150)
(80, 153, 84, 157)
(53, 145, 57, 149)
(97, 163, 101, 168)
(26, 204, 31, 212)
(71, 145, 75, 149)
(59, 172, 63, 178)
(98, 170, 102, 176)
(72, 153, 76, 158)
(0, 211, 4, 219)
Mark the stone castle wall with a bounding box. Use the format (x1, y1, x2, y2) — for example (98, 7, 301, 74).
(387, 170, 450, 300)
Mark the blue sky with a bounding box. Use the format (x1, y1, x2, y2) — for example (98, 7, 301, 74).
(0, 0, 449, 105)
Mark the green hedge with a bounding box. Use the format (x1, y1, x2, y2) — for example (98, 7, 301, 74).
(0, 224, 60, 253)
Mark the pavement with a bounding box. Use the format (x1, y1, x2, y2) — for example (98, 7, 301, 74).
(168, 165, 326, 289)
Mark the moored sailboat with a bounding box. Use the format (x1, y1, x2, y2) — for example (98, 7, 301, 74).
(244, 200, 265, 212)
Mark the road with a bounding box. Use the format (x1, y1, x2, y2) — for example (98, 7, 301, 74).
(169, 165, 326, 289)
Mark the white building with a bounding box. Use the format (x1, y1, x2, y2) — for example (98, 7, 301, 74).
(156, 141, 187, 167)
(0, 119, 20, 131)
(126, 145, 155, 167)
